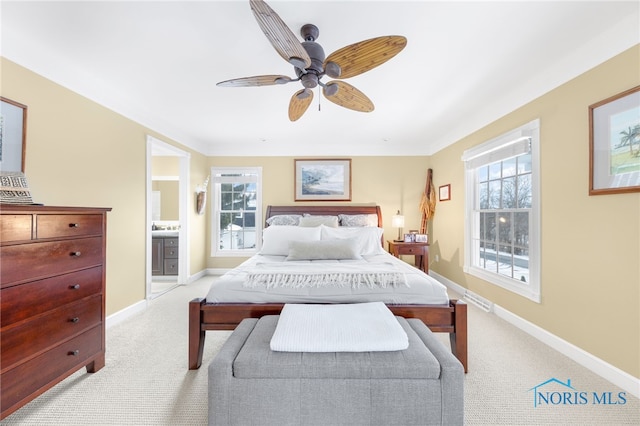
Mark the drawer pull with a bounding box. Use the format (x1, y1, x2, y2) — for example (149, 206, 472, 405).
(71, 251, 82, 257)
(70, 284, 81, 290)
(68, 350, 80, 356)
(70, 317, 80, 323)
(69, 223, 80, 228)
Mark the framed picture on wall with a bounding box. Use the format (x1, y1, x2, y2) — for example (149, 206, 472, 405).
(0, 97, 28, 172)
(439, 184, 451, 201)
(294, 158, 352, 201)
(589, 85, 640, 195)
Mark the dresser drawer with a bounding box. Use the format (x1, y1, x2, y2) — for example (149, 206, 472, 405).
(164, 244, 178, 259)
(163, 237, 178, 248)
(36, 214, 103, 239)
(164, 258, 178, 275)
(395, 245, 426, 255)
(0, 214, 32, 243)
(1, 295, 102, 371)
(0, 237, 103, 286)
(0, 325, 102, 415)
(1, 267, 103, 325)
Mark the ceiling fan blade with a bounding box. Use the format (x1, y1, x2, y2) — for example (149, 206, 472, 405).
(217, 75, 293, 87)
(322, 81, 374, 113)
(250, 0, 311, 69)
(324, 36, 407, 79)
(288, 88, 314, 121)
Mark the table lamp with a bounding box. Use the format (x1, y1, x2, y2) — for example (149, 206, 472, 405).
(392, 210, 405, 242)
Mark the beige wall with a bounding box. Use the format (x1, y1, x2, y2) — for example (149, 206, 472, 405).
(151, 156, 180, 221)
(151, 180, 179, 220)
(3, 42, 638, 381)
(1, 58, 209, 315)
(429, 45, 640, 378)
(152, 156, 179, 176)
(206, 156, 432, 269)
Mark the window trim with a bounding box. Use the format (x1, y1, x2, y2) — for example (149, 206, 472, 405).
(210, 166, 262, 257)
(462, 119, 541, 302)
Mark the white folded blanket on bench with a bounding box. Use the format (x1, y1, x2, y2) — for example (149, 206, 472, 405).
(270, 302, 409, 352)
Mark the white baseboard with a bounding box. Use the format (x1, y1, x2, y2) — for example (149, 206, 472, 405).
(205, 268, 231, 276)
(105, 299, 147, 329)
(106, 269, 220, 329)
(187, 269, 208, 283)
(429, 271, 640, 399)
(186, 268, 230, 284)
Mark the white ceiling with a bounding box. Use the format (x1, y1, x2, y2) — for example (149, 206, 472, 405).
(2, 1, 638, 157)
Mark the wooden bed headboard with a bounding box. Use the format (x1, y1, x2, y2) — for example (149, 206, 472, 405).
(265, 205, 383, 228)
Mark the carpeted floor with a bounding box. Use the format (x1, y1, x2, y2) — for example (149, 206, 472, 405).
(2, 277, 638, 425)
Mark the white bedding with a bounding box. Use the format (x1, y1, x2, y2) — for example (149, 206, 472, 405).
(205, 251, 450, 305)
(270, 302, 409, 352)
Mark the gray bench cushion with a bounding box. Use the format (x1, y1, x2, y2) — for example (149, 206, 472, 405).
(233, 315, 441, 379)
(209, 315, 464, 425)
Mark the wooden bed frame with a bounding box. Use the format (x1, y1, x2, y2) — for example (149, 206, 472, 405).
(189, 205, 468, 372)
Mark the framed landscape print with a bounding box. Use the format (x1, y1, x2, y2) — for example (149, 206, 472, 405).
(589, 86, 640, 195)
(294, 159, 351, 201)
(0, 97, 27, 172)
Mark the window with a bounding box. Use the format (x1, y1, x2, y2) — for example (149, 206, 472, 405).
(211, 167, 262, 257)
(462, 119, 540, 302)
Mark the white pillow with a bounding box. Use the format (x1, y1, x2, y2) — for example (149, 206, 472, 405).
(261, 226, 321, 256)
(338, 214, 378, 227)
(299, 215, 339, 227)
(286, 238, 362, 261)
(320, 225, 385, 255)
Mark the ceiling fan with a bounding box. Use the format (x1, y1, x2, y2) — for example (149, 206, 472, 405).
(217, 0, 407, 121)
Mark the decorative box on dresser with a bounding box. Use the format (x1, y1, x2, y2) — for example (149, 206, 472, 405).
(0, 205, 111, 420)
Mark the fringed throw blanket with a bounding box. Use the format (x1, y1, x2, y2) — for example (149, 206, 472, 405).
(244, 262, 408, 289)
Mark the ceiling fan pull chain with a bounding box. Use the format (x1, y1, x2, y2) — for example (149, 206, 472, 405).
(318, 86, 321, 111)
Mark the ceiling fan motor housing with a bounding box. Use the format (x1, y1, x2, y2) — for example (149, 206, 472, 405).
(296, 40, 326, 88)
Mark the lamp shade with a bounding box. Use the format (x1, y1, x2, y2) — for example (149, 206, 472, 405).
(391, 212, 405, 228)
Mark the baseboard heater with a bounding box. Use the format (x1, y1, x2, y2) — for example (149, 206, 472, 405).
(463, 290, 493, 312)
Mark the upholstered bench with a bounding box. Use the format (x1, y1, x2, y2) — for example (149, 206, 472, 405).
(208, 315, 464, 426)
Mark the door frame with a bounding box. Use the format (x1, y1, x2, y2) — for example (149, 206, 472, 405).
(146, 135, 190, 299)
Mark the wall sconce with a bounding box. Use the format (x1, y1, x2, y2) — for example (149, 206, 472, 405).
(391, 210, 405, 242)
(195, 175, 209, 215)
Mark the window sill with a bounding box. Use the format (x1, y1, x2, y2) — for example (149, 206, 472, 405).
(465, 266, 540, 303)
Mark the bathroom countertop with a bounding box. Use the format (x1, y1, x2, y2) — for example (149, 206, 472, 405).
(151, 230, 179, 237)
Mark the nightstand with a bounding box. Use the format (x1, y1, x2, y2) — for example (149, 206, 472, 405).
(387, 241, 429, 273)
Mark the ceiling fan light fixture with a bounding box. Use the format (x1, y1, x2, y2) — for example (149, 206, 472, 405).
(301, 73, 319, 88)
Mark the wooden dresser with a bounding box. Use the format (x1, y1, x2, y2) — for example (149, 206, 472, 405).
(0, 205, 111, 419)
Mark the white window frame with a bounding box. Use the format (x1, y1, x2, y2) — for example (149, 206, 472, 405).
(210, 166, 262, 257)
(462, 119, 541, 302)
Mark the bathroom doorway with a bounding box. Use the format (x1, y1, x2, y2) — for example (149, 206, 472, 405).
(146, 136, 190, 299)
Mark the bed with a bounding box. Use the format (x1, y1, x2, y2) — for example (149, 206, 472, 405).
(189, 205, 467, 372)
